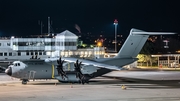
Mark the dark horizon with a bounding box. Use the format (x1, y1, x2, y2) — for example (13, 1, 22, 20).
(0, 0, 180, 37)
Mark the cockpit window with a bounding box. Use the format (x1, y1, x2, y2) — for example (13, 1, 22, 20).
(14, 63, 20, 66)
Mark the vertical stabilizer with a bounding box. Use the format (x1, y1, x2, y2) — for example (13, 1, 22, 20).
(115, 28, 175, 58)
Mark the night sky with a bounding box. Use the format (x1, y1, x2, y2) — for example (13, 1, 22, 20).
(0, 0, 180, 37)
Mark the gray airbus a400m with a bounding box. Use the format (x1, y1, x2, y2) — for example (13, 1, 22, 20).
(5, 29, 175, 84)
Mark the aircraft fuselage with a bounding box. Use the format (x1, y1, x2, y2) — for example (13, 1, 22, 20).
(8, 59, 111, 83)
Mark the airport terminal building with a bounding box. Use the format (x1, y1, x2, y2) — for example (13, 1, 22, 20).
(0, 30, 105, 60)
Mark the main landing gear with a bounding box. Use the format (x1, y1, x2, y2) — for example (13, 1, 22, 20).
(22, 79, 29, 84)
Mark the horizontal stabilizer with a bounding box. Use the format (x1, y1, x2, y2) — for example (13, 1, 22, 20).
(131, 29, 176, 35)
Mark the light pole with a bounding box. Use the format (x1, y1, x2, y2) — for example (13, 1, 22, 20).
(114, 19, 118, 52)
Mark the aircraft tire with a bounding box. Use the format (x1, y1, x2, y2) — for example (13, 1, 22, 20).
(86, 80, 89, 84)
(22, 80, 27, 85)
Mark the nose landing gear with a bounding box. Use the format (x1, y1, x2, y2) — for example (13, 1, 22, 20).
(22, 79, 29, 85)
(21, 70, 36, 85)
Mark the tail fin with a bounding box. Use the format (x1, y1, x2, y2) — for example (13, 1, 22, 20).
(115, 28, 175, 58)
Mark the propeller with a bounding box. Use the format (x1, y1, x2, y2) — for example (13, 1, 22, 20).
(74, 60, 85, 84)
(56, 57, 68, 80)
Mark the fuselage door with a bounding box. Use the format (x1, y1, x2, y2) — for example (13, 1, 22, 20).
(28, 70, 36, 80)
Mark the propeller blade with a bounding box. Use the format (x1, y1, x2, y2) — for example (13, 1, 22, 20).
(76, 60, 78, 65)
(59, 57, 62, 63)
(57, 60, 60, 64)
(61, 60, 64, 65)
(56, 57, 68, 79)
(74, 59, 85, 84)
(79, 61, 82, 67)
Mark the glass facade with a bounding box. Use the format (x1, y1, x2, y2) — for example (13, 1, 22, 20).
(11, 36, 77, 51)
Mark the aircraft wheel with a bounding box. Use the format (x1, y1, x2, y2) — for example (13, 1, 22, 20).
(86, 80, 89, 84)
(81, 81, 84, 85)
(22, 80, 27, 85)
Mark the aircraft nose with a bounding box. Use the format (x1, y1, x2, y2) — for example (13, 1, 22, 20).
(5, 67, 12, 76)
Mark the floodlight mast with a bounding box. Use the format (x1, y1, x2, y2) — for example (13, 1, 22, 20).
(114, 19, 118, 52)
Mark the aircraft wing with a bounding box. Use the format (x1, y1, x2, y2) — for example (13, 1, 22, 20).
(45, 57, 122, 71)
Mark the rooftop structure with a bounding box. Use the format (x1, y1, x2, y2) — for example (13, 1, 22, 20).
(0, 30, 105, 61)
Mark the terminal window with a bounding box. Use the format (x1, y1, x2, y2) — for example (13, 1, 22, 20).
(9, 53, 12, 56)
(39, 52, 42, 55)
(18, 52, 21, 56)
(7, 43, 10, 46)
(4, 53, 7, 56)
(35, 52, 38, 55)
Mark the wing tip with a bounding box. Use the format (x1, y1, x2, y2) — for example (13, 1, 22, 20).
(130, 28, 176, 35)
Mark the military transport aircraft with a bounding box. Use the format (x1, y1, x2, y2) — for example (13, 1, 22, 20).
(5, 29, 175, 84)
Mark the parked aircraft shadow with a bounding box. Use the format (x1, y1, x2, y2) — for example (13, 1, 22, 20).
(27, 78, 120, 85)
(102, 76, 180, 89)
(27, 78, 180, 90)
(29, 80, 100, 85)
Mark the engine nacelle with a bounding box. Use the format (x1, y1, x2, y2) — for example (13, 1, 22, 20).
(62, 62, 98, 75)
(62, 62, 75, 71)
